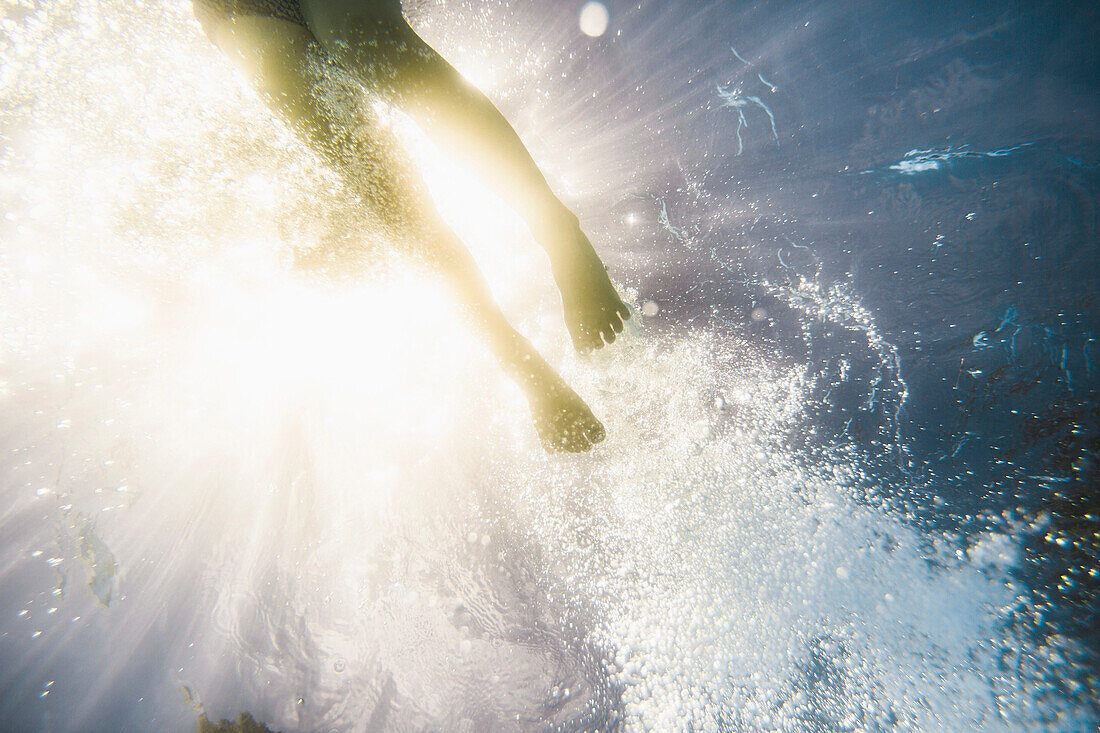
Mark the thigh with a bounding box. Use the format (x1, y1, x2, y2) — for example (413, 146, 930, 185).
(298, 0, 455, 101)
(299, 0, 405, 34)
(207, 14, 431, 239)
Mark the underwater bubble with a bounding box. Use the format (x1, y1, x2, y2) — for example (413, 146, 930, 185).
(579, 2, 610, 37)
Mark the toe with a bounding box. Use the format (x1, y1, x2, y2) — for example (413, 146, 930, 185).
(587, 421, 606, 444)
(610, 313, 624, 333)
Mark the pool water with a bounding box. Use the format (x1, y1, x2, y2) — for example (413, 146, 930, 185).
(0, 1, 1096, 730)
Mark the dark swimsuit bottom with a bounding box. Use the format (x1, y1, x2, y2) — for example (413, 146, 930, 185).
(192, 0, 406, 30)
(193, 0, 308, 29)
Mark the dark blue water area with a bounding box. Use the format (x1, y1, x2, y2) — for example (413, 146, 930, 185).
(549, 0, 1099, 710)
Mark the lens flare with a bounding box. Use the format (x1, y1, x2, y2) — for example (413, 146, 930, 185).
(579, 2, 610, 38)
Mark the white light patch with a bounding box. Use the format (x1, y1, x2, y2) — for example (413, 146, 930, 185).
(579, 2, 610, 37)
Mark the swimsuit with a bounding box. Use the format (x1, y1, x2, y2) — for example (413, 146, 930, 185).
(192, 0, 405, 30)
(192, 0, 308, 30)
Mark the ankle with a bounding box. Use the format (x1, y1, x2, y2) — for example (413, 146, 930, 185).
(531, 207, 581, 256)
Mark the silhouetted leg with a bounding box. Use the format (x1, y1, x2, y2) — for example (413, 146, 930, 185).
(203, 14, 604, 451)
(416, 222, 607, 452)
(298, 1, 631, 352)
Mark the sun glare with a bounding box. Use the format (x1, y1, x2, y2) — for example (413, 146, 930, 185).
(167, 261, 481, 445)
(384, 103, 543, 309)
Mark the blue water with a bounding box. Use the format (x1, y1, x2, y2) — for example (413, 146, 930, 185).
(0, 0, 1096, 730)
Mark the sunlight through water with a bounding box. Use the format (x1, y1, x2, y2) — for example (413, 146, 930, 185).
(0, 1, 1095, 731)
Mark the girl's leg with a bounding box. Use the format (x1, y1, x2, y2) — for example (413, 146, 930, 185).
(298, 1, 630, 352)
(415, 227, 607, 452)
(204, 14, 605, 451)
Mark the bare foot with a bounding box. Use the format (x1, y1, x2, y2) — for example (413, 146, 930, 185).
(546, 222, 630, 353)
(527, 377, 606, 453)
